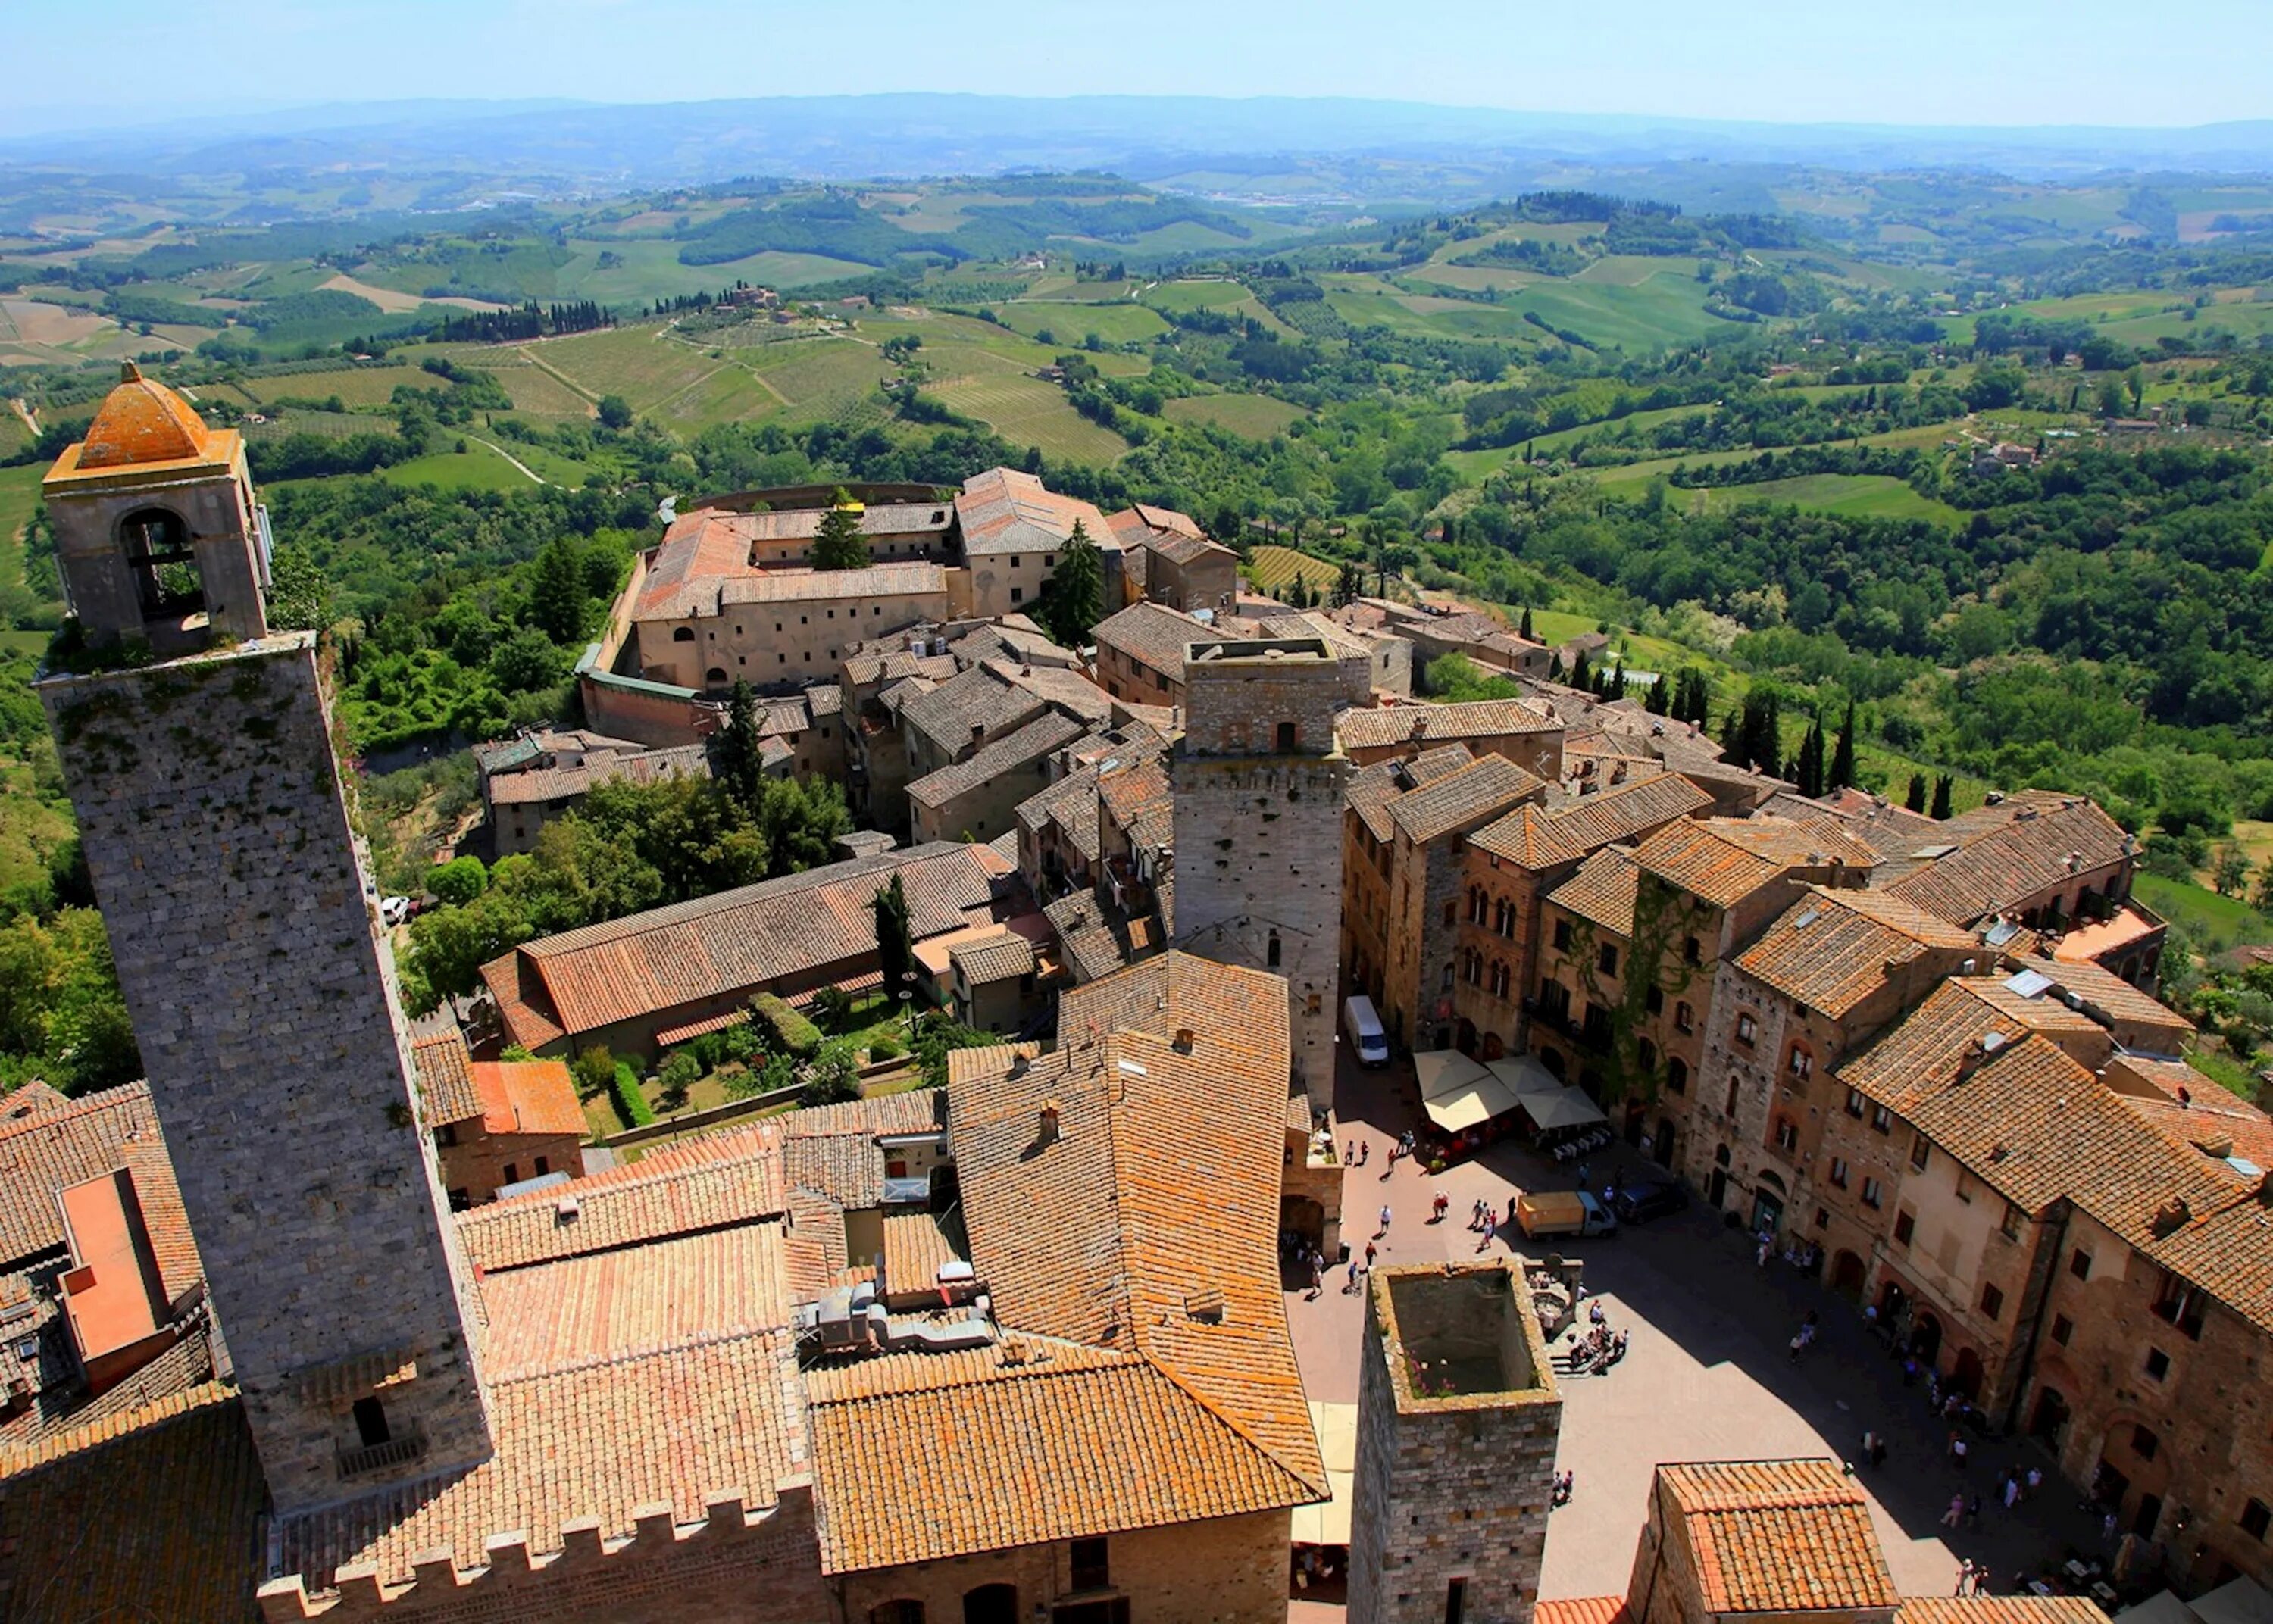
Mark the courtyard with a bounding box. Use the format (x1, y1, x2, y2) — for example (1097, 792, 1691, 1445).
(1287, 1051, 2118, 1604)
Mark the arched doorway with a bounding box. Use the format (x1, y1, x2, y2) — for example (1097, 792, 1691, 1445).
(1538, 1048, 1565, 1080)
(2029, 1386, 2070, 1445)
(1910, 1313, 1943, 1367)
(1653, 1118, 1675, 1168)
(1481, 1031, 1506, 1060)
(1707, 1143, 1731, 1209)
(1281, 1195, 1325, 1257)
(1830, 1250, 1866, 1298)
(1455, 1018, 1478, 1056)
(964, 1585, 1018, 1624)
(120, 507, 202, 620)
(1951, 1347, 1985, 1399)
(1623, 1101, 1646, 1147)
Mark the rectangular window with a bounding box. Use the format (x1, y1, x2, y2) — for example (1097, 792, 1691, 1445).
(2144, 1347, 2170, 1381)
(2051, 1314, 2074, 1346)
(1874, 1188, 1897, 1223)
(2001, 1203, 2025, 1240)
(1011, 586, 1024, 603)
(1446, 1579, 1467, 1624)
(1070, 1536, 1110, 1591)
(1774, 1119, 1799, 1154)
(503, 1163, 518, 1185)
(1675, 1001, 1693, 1034)
(2070, 1248, 2093, 1282)
(1828, 1157, 1849, 1189)
(1645, 985, 1663, 1014)
(2152, 1271, 2207, 1339)
(1598, 943, 1618, 976)
(1870, 1105, 1893, 1135)
(1845, 1088, 1866, 1120)
(1735, 1012, 1758, 1046)
(1787, 1047, 1812, 1079)
(1552, 919, 1571, 951)
(2243, 1499, 2271, 1542)
(2132, 1425, 2159, 1461)
(1910, 1135, 1931, 1173)
(1979, 1283, 2004, 1320)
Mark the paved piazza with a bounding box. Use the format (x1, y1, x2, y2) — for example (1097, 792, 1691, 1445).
(1287, 1052, 2115, 1604)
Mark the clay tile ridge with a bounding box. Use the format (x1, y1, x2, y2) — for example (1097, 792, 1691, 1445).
(73, 363, 214, 471)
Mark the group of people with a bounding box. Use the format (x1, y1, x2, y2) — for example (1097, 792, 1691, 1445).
(1567, 1298, 1630, 1375)
(1551, 1469, 1575, 1507)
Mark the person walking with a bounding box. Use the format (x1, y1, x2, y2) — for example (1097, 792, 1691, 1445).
(1358, 1139, 1369, 1166)
(1308, 1255, 1324, 1298)
(1480, 1210, 1498, 1248)
(1757, 1235, 1773, 1268)
(1430, 1192, 1450, 1223)
(1575, 1161, 1590, 1189)
(1343, 1257, 1362, 1294)
(1942, 1493, 1965, 1529)
(1954, 1560, 1974, 1597)
(1378, 1204, 1393, 1238)
(1470, 1198, 1486, 1231)
(1364, 1241, 1378, 1271)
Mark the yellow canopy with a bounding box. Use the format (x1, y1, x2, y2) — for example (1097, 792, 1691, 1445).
(1290, 1401, 1357, 1546)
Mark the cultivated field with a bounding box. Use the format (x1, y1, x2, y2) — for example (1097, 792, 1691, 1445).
(1162, 394, 1308, 439)
(1242, 545, 1343, 597)
(1691, 473, 1960, 526)
(241, 366, 418, 408)
(931, 373, 1127, 462)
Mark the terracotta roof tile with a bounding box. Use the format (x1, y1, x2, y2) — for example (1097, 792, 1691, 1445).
(1734, 886, 1977, 1019)
(1659, 1460, 1897, 1613)
(1471, 773, 1711, 870)
(0, 1081, 160, 1270)
(2002, 954, 2192, 1050)
(908, 710, 1085, 812)
(478, 1221, 789, 1374)
(58, 364, 217, 473)
(1889, 794, 2133, 925)
(1386, 754, 1544, 845)
(954, 933, 1037, 985)
(1336, 698, 1560, 751)
(1534, 1599, 1630, 1624)
(412, 1029, 482, 1124)
(956, 467, 1117, 556)
(1548, 846, 1641, 936)
(1899, 1599, 2112, 1624)
(1091, 601, 1219, 681)
(1633, 816, 1877, 910)
(470, 1060, 586, 1138)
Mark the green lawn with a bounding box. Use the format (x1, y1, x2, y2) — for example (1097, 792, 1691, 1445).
(1162, 394, 1308, 439)
(2135, 873, 2273, 950)
(931, 373, 1127, 463)
(1692, 473, 1960, 527)
(0, 465, 43, 598)
(239, 365, 416, 408)
(994, 301, 1169, 347)
(380, 442, 543, 492)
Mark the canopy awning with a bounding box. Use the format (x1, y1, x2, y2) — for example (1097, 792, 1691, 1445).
(1485, 1054, 1565, 1099)
(1290, 1401, 1356, 1546)
(1524, 1088, 1608, 1130)
(1412, 1048, 1524, 1133)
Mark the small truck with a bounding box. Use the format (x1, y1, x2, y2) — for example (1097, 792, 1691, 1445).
(1515, 1189, 1620, 1240)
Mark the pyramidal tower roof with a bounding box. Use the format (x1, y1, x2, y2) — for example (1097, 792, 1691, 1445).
(76, 361, 212, 470)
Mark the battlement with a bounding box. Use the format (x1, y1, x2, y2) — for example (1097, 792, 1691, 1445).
(257, 1479, 818, 1620)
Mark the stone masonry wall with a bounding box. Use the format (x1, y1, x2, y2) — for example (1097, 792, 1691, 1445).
(1349, 1269, 1561, 1624)
(41, 635, 491, 1513)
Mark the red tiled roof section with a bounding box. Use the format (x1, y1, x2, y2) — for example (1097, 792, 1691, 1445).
(1534, 1600, 1630, 1624)
(1336, 698, 1561, 751)
(68, 364, 214, 471)
(1735, 886, 1976, 1019)
(482, 843, 993, 1045)
(1055, 951, 1290, 1077)
(0, 1387, 265, 1619)
(1890, 793, 2133, 926)
(956, 466, 1115, 554)
(0, 1081, 160, 1270)
(119, 1133, 202, 1309)
(1387, 754, 1543, 845)
(412, 1029, 482, 1124)
(1899, 1597, 2112, 1624)
(1471, 773, 1712, 870)
(1091, 600, 1219, 682)
(1659, 1459, 1897, 1614)
(1548, 846, 1641, 936)
(471, 1060, 586, 1138)
(1634, 816, 1878, 909)
(1838, 979, 2109, 1111)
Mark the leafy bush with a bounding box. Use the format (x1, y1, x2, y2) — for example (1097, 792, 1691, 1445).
(428, 855, 487, 907)
(868, 1034, 902, 1061)
(657, 1049, 704, 1101)
(611, 1057, 656, 1128)
(802, 1054, 861, 1106)
(721, 1021, 762, 1063)
(754, 992, 821, 1057)
(570, 1044, 616, 1098)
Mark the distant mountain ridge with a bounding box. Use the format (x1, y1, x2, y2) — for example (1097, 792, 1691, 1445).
(7, 93, 2273, 198)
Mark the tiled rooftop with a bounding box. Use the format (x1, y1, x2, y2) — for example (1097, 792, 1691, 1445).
(0, 1081, 161, 1271)
(1659, 1459, 1898, 1614)
(1734, 886, 1977, 1019)
(1632, 816, 1877, 910)
(1470, 771, 1712, 870)
(1090, 600, 1220, 681)
(956, 466, 1117, 556)
(1888, 792, 2134, 925)
(411, 1029, 482, 1125)
(1547, 846, 1642, 936)
(907, 710, 1086, 811)
(1336, 698, 1560, 751)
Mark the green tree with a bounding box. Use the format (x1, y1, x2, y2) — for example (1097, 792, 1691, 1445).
(1794, 715, 1827, 798)
(596, 395, 634, 430)
(527, 536, 589, 644)
(874, 874, 915, 997)
(1041, 519, 1102, 648)
(1336, 561, 1364, 607)
(1518, 606, 1534, 640)
(810, 490, 868, 570)
(1931, 774, 1954, 820)
(429, 855, 488, 907)
(2211, 844, 2250, 898)
(713, 679, 767, 808)
(1906, 773, 1928, 814)
(1829, 700, 1857, 790)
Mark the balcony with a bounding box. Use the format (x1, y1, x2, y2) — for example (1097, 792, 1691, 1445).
(337, 1423, 427, 1480)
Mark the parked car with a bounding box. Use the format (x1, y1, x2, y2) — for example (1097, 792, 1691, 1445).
(380, 895, 411, 928)
(1612, 1178, 1688, 1225)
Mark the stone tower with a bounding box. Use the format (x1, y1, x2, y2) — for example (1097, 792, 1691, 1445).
(1170, 636, 1359, 1104)
(1348, 1263, 1562, 1624)
(36, 366, 492, 1514)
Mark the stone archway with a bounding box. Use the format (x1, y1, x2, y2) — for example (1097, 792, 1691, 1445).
(1481, 1031, 1506, 1060)
(1951, 1346, 1985, 1399)
(2029, 1385, 2071, 1445)
(1911, 1312, 1943, 1366)
(1829, 1250, 1866, 1298)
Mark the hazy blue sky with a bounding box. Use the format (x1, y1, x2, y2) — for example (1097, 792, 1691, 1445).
(11, 0, 2271, 136)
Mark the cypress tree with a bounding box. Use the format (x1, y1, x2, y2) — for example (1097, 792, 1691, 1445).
(1829, 699, 1857, 791)
(1518, 606, 1534, 640)
(714, 679, 766, 810)
(1568, 650, 1591, 692)
(1906, 773, 1928, 813)
(1042, 519, 1102, 648)
(1931, 775, 1955, 820)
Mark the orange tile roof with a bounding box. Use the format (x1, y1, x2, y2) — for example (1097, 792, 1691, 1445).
(1055, 950, 1290, 1076)
(1387, 754, 1544, 845)
(1889, 793, 2133, 925)
(1091, 600, 1219, 680)
(2003, 953, 2193, 1049)
(470, 1059, 585, 1138)
(412, 1029, 482, 1124)
(1634, 817, 1879, 910)
(0, 1386, 265, 1619)
(1470, 773, 1712, 871)
(1734, 885, 1977, 1020)
(44, 364, 239, 489)
(805, 1341, 1315, 1574)
(482, 842, 995, 1047)
(455, 1121, 789, 1273)
(1534, 1600, 1630, 1624)
(0, 1080, 161, 1270)
(1898, 1601, 2111, 1624)
(1336, 698, 1561, 751)
(1547, 845, 1642, 937)
(955, 466, 1117, 556)
(1659, 1460, 1898, 1614)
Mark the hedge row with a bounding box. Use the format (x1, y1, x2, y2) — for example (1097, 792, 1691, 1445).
(754, 993, 821, 1058)
(611, 1058, 656, 1128)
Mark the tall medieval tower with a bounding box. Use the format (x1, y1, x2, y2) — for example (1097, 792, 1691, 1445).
(36, 364, 492, 1513)
(1348, 1263, 1562, 1624)
(1170, 636, 1359, 1105)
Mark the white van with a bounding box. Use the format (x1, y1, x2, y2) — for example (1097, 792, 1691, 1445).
(1343, 995, 1390, 1067)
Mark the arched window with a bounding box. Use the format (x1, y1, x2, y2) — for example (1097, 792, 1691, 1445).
(672, 626, 696, 642)
(1266, 929, 1282, 969)
(1468, 886, 1486, 925)
(1638, 1038, 1659, 1073)
(1440, 960, 1455, 992)
(120, 507, 202, 618)
(1490, 960, 1511, 1000)
(964, 1586, 1018, 1624)
(1666, 1056, 1688, 1095)
(705, 667, 730, 688)
(874, 1604, 925, 1624)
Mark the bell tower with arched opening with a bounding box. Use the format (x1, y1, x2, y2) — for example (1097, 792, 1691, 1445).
(41, 361, 271, 651)
(36, 365, 492, 1516)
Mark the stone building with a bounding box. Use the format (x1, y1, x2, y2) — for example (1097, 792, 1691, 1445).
(35, 367, 494, 1513)
(411, 1032, 589, 1206)
(1348, 1263, 1562, 1624)
(1171, 637, 1366, 1104)
(954, 465, 1124, 619)
(476, 729, 711, 857)
(1341, 747, 1546, 1053)
(1337, 698, 1566, 781)
(1092, 599, 1221, 708)
(1109, 504, 1238, 614)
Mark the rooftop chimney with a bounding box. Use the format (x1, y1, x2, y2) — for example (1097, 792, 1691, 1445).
(1038, 1099, 1062, 1145)
(1174, 1027, 1195, 1053)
